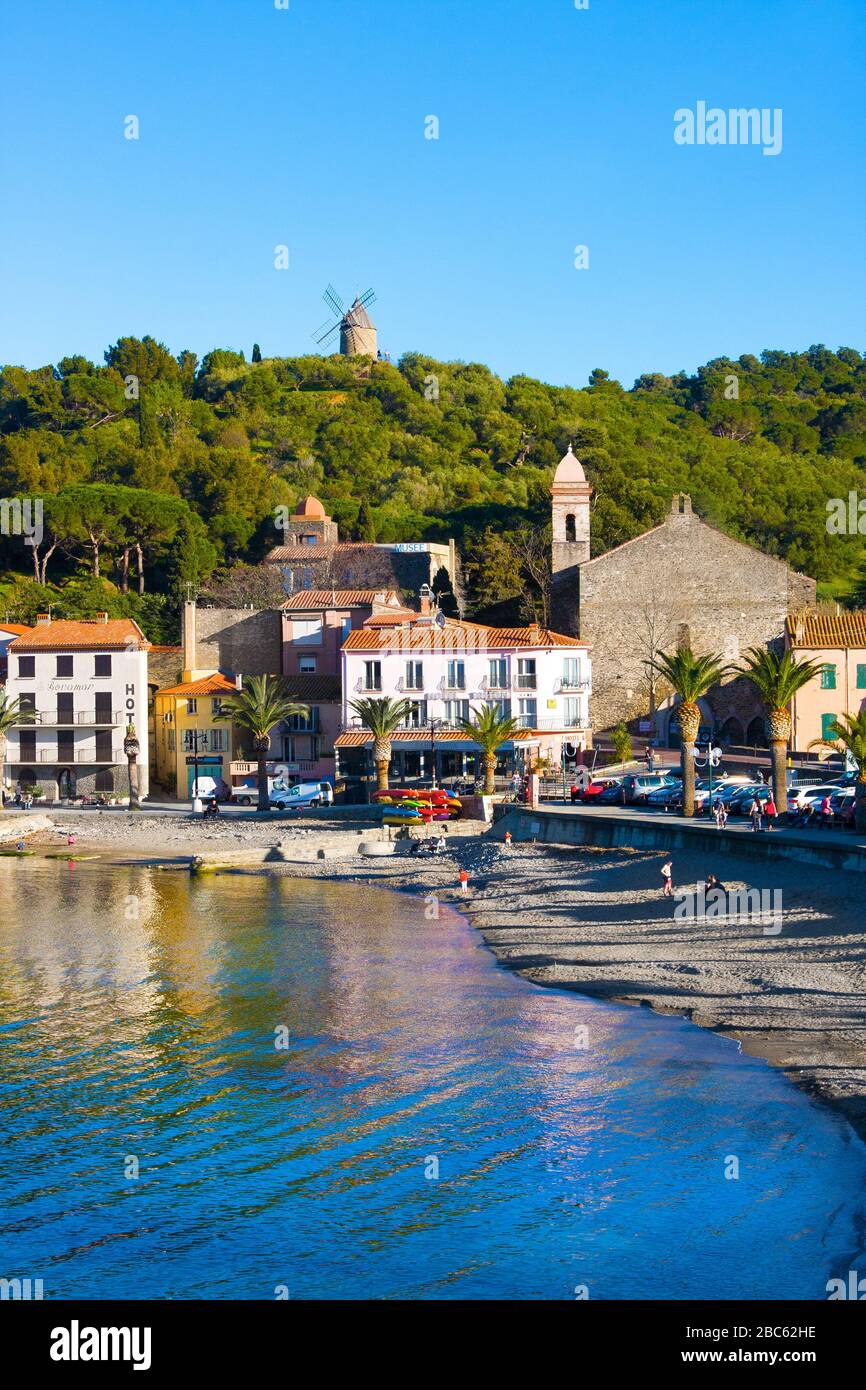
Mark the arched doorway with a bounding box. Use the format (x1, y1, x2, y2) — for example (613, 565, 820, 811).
(746, 716, 767, 748)
(565, 513, 576, 542)
(719, 716, 743, 746)
(58, 768, 76, 800)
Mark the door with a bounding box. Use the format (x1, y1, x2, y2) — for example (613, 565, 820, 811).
(94, 691, 113, 725)
(58, 769, 76, 799)
(57, 692, 74, 725)
(95, 729, 113, 763)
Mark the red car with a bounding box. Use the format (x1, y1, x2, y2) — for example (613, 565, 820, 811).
(580, 777, 622, 802)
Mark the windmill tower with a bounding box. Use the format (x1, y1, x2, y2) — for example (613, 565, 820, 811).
(314, 284, 378, 358)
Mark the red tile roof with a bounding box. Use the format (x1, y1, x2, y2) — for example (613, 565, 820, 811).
(343, 618, 587, 652)
(0, 623, 32, 637)
(156, 673, 239, 698)
(335, 727, 537, 747)
(10, 618, 149, 651)
(281, 589, 404, 610)
(787, 611, 866, 648)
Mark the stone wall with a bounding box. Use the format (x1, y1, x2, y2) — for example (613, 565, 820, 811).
(194, 608, 283, 676)
(576, 500, 816, 734)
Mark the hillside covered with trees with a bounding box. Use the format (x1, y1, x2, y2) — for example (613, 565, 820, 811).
(1, 339, 865, 641)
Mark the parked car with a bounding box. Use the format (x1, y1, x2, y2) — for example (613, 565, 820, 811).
(269, 781, 334, 810)
(580, 777, 622, 802)
(787, 782, 844, 813)
(596, 779, 630, 804)
(829, 788, 856, 827)
(645, 782, 682, 807)
(727, 785, 775, 816)
(619, 772, 679, 805)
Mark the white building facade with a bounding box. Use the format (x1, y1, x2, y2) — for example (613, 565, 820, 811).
(5, 614, 150, 801)
(336, 602, 591, 787)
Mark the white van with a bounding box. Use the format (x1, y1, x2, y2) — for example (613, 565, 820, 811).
(269, 781, 334, 810)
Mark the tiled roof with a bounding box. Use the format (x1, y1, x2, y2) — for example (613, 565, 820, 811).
(787, 611, 866, 648)
(0, 623, 32, 637)
(281, 674, 341, 701)
(343, 618, 587, 652)
(156, 673, 240, 698)
(10, 618, 149, 651)
(266, 542, 374, 563)
(281, 589, 403, 610)
(335, 727, 537, 748)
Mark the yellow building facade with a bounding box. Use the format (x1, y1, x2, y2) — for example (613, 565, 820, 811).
(153, 672, 244, 798)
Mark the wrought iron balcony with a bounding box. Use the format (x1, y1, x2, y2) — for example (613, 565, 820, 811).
(11, 709, 124, 727)
(8, 747, 124, 764)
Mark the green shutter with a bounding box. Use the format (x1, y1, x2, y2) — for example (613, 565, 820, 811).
(821, 713, 837, 741)
(820, 664, 837, 690)
(857, 664, 866, 690)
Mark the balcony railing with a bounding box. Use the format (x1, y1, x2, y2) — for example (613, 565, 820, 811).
(9, 747, 124, 764)
(514, 676, 537, 690)
(554, 679, 591, 693)
(12, 709, 124, 727)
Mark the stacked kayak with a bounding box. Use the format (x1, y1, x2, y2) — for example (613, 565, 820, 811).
(373, 788, 463, 824)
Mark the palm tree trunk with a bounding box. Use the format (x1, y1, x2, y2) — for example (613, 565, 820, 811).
(484, 752, 496, 795)
(682, 740, 696, 815)
(375, 758, 390, 792)
(770, 739, 788, 819)
(256, 753, 269, 812)
(0, 732, 6, 808)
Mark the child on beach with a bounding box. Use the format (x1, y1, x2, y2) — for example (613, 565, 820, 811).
(458, 869, 469, 895)
(660, 858, 673, 897)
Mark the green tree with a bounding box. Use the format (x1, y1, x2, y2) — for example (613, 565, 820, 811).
(611, 721, 633, 766)
(739, 646, 826, 812)
(648, 648, 732, 815)
(809, 711, 866, 832)
(457, 704, 521, 794)
(215, 675, 308, 812)
(348, 696, 414, 792)
(251, 343, 262, 363)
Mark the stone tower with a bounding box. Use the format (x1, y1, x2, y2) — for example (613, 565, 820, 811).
(341, 299, 378, 358)
(279, 495, 339, 547)
(550, 444, 592, 635)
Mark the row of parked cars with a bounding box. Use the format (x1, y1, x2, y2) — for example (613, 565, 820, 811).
(576, 768, 859, 826)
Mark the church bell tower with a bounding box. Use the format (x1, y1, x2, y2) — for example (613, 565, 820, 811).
(550, 444, 591, 634)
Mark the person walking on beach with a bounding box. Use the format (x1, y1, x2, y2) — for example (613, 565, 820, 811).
(458, 868, 469, 896)
(660, 858, 673, 897)
(765, 794, 778, 830)
(713, 797, 727, 830)
(503, 829, 513, 850)
(749, 796, 764, 833)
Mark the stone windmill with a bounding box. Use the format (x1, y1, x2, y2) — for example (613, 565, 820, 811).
(314, 284, 378, 357)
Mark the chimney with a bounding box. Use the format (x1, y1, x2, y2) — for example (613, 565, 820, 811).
(235, 674, 243, 690)
(95, 611, 108, 624)
(36, 613, 51, 626)
(419, 584, 432, 617)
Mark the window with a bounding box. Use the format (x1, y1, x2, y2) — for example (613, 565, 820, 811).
(403, 700, 427, 728)
(443, 699, 469, 724)
(820, 664, 837, 690)
(56, 655, 73, 678)
(517, 658, 537, 690)
(299, 655, 317, 674)
(563, 658, 581, 687)
(187, 699, 197, 714)
(211, 698, 223, 715)
(299, 534, 317, 545)
(857, 664, 866, 690)
(95, 770, 114, 793)
(488, 658, 507, 689)
(564, 697, 581, 728)
(341, 617, 352, 645)
(446, 659, 465, 689)
(405, 660, 424, 690)
(821, 713, 837, 741)
(364, 661, 381, 691)
(209, 729, 227, 752)
(565, 513, 576, 542)
(19, 730, 37, 758)
(285, 708, 318, 732)
(293, 618, 323, 645)
(17, 655, 34, 679)
(489, 698, 511, 719)
(19, 693, 36, 713)
(282, 736, 297, 761)
(518, 698, 537, 728)
(94, 654, 112, 677)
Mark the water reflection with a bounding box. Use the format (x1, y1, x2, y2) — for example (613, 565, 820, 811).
(0, 860, 864, 1300)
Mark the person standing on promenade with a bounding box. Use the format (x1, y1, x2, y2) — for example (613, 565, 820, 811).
(820, 794, 833, 829)
(713, 797, 727, 830)
(749, 796, 764, 833)
(765, 794, 778, 830)
(660, 858, 673, 897)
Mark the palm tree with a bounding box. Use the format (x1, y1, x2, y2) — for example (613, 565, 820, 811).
(649, 647, 732, 815)
(458, 704, 521, 795)
(739, 646, 825, 815)
(348, 696, 414, 792)
(808, 711, 866, 832)
(215, 675, 309, 812)
(0, 692, 36, 809)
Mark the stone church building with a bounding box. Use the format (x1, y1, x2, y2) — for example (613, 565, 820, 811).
(549, 446, 816, 743)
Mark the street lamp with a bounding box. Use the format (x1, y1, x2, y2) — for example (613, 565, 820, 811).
(123, 722, 141, 809)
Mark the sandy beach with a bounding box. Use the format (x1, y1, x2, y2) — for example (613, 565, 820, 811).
(10, 809, 866, 1143)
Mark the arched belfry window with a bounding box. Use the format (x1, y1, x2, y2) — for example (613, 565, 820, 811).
(565, 513, 576, 542)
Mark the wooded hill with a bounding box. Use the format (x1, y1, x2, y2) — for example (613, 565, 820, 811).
(1, 339, 864, 641)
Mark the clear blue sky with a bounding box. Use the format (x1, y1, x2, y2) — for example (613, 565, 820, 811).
(2, 0, 864, 387)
